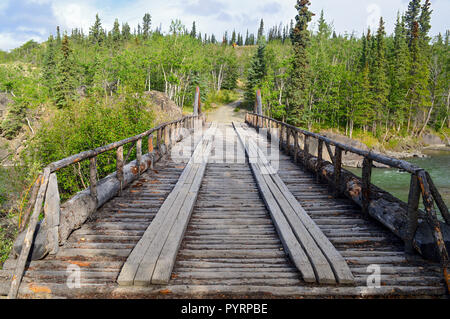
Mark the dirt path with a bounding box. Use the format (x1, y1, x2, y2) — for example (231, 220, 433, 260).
(206, 99, 246, 123)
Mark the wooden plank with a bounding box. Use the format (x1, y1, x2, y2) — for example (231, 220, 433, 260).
(118, 124, 217, 286)
(117, 141, 203, 286)
(233, 124, 316, 283)
(236, 123, 355, 285)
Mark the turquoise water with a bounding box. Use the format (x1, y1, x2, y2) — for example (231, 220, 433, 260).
(346, 150, 450, 207)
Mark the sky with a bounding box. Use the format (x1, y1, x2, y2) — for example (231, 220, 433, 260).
(0, 0, 449, 51)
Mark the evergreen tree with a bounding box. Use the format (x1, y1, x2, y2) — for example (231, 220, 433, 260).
(406, 21, 430, 133)
(122, 23, 131, 40)
(405, 0, 421, 46)
(370, 17, 390, 133)
(56, 26, 61, 46)
(142, 13, 152, 39)
(90, 14, 103, 45)
(190, 21, 197, 38)
(245, 40, 267, 105)
(317, 10, 331, 39)
(245, 30, 249, 45)
(287, 0, 313, 124)
(54, 35, 74, 108)
(388, 14, 411, 127)
(211, 34, 216, 44)
(257, 19, 264, 42)
(112, 19, 121, 42)
(231, 30, 237, 45)
(42, 35, 57, 94)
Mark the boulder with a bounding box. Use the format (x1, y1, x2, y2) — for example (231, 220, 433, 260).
(422, 133, 445, 146)
(12, 222, 49, 261)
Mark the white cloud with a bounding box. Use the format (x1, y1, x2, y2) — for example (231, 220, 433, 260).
(0, 0, 10, 14)
(51, 1, 100, 31)
(0, 32, 44, 51)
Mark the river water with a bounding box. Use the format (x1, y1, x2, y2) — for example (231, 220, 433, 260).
(346, 150, 450, 207)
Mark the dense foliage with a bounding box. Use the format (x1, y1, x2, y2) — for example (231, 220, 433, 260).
(244, 0, 449, 139)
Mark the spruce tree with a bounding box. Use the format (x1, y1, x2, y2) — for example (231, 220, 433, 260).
(389, 14, 410, 127)
(42, 35, 57, 94)
(90, 14, 103, 45)
(405, 0, 421, 46)
(370, 17, 390, 133)
(231, 30, 237, 45)
(54, 35, 74, 109)
(287, 0, 313, 124)
(190, 21, 197, 38)
(122, 23, 131, 40)
(56, 26, 61, 46)
(245, 39, 266, 105)
(142, 13, 152, 39)
(112, 19, 121, 42)
(257, 19, 264, 42)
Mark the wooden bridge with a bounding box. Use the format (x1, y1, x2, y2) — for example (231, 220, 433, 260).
(1, 98, 449, 298)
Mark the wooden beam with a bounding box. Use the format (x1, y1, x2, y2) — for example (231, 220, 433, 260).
(405, 174, 420, 254)
(8, 168, 50, 299)
(334, 147, 342, 197)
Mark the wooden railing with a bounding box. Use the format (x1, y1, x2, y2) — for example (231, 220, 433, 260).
(8, 113, 205, 298)
(246, 112, 449, 292)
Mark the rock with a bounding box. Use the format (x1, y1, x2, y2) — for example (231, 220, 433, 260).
(414, 221, 450, 262)
(422, 133, 444, 146)
(12, 222, 49, 261)
(144, 90, 182, 120)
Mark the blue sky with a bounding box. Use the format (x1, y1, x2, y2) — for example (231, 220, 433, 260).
(0, 0, 449, 51)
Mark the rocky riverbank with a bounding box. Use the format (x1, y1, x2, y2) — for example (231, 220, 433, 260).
(319, 131, 449, 168)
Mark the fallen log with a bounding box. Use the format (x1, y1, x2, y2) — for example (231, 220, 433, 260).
(279, 139, 450, 262)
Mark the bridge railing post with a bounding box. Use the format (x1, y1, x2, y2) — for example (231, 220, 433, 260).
(116, 146, 124, 195)
(362, 157, 373, 220)
(333, 146, 342, 197)
(89, 157, 98, 201)
(303, 135, 309, 167)
(417, 171, 449, 292)
(136, 138, 142, 176)
(316, 139, 323, 182)
(294, 131, 299, 163)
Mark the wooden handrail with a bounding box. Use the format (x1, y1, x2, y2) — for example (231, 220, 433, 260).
(47, 115, 199, 173)
(246, 112, 449, 293)
(246, 113, 423, 174)
(8, 113, 205, 298)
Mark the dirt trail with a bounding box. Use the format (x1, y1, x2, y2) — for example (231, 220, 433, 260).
(206, 99, 246, 123)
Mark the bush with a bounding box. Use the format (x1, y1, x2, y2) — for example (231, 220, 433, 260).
(204, 90, 239, 110)
(27, 90, 155, 200)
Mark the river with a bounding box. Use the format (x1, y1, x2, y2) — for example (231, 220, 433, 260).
(346, 150, 450, 208)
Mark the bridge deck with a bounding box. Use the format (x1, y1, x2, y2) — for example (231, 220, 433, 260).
(0, 123, 446, 298)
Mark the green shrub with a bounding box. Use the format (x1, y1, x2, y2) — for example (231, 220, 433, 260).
(27, 89, 155, 200)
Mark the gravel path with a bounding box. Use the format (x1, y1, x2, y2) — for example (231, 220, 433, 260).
(206, 99, 246, 123)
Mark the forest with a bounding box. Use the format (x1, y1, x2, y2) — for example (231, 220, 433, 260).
(0, 0, 448, 226)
